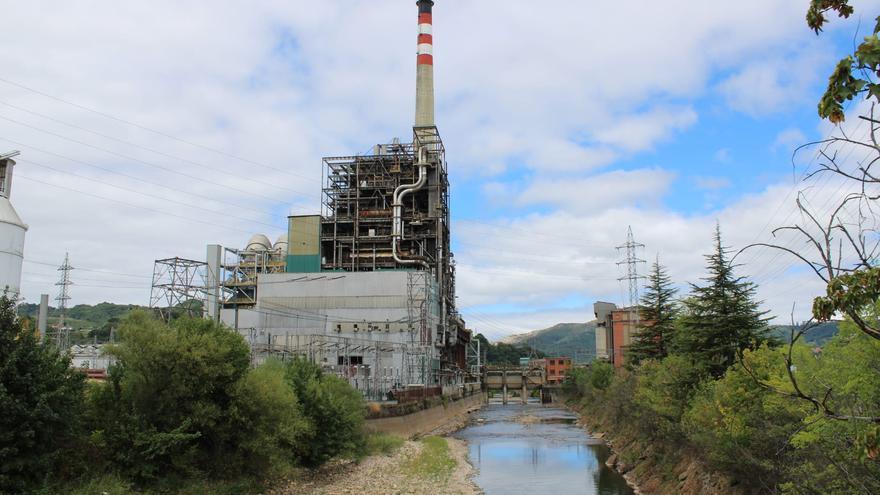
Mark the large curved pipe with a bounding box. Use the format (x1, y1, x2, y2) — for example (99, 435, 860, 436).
(392, 147, 430, 268)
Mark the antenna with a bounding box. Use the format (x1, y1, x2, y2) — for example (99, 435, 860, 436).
(616, 226, 646, 313)
(54, 252, 74, 349)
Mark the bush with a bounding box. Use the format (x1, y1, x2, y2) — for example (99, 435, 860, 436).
(226, 360, 310, 476)
(87, 312, 260, 483)
(634, 355, 705, 428)
(285, 358, 366, 467)
(683, 346, 805, 490)
(0, 295, 86, 493)
(590, 361, 614, 390)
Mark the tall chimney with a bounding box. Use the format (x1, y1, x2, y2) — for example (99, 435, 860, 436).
(415, 0, 435, 127)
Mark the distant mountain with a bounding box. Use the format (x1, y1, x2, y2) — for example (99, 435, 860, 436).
(770, 321, 841, 347)
(501, 320, 842, 364)
(503, 322, 597, 363)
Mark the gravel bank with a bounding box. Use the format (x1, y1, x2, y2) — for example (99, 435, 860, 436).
(275, 438, 480, 495)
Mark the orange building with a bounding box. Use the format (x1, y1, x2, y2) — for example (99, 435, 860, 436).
(545, 357, 572, 384)
(611, 308, 640, 368)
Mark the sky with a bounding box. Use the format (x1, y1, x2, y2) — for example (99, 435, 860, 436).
(2, 0, 880, 341)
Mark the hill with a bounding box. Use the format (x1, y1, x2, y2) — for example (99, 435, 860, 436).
(770, 321, 841, 347)
(503, 322, 597, 363)
(501, 320, 842, 364)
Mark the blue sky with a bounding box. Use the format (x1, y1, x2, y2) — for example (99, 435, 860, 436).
(2, 0, 878, 339)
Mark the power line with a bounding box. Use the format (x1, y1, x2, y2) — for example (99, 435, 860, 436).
(0, 114, 313, 204)
(0, 76, 318, 182)
(0, 99, 320, 184)
(0, 135, 289, 219)
(16, 174, 257, 235)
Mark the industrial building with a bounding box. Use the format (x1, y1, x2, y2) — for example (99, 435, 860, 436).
(185, 0, 476, 400)
(0, 151, 26, 298)
(594, 302, 641, 368)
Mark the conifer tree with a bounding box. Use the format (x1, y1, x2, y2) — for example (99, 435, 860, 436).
(674, 225, 774, 378)
(628, 258, 678, 366)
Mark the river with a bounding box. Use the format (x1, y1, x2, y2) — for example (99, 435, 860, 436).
(454, 402, 634, 495)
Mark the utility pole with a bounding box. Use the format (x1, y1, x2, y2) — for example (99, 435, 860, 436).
(55, 252, 74, 349)
(616, 226, 646, 320)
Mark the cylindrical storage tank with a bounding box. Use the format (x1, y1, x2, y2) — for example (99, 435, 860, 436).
(0, 197, 27, 297)
(273, 234, 289, 254)
(245, 233, 272, 252)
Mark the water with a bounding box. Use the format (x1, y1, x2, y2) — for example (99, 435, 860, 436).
(454, 402, 634, 495)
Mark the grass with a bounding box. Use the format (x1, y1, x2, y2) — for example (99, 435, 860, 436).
(366, 433, 405, 456)
(403, 436, 457, 481)
(56, 474, 265, 495)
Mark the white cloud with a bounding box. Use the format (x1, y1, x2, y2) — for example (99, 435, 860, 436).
(594, 107, 699, 154)
(514, 168, 676, 213)
(718, 48, 832, 116)
(693, 176, 732, 191)
(772, 127, 808, 153)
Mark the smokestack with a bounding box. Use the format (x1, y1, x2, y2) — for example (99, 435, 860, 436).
(415, 0, 435, 127)
(38, 294, 48, 339)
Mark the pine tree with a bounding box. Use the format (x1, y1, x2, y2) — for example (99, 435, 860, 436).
(628, 258, 678, 366)
(674, 225, 775, 378)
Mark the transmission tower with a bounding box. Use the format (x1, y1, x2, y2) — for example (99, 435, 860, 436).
(54, 252, 74, 349)
(616, 226, 646, 311)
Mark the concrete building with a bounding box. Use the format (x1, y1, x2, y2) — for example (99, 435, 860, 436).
(202, 0, 475, 400)
(611, 307, 640, 368)
(544, 357, 572, 384)
(0, 151, 26, 298)
(593, 302, 641, 368)
(594, 301, 616, 361)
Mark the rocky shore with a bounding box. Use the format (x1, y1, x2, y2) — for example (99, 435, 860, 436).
(275, 437, 480, 495)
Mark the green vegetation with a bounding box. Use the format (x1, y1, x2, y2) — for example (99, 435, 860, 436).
(566, 227, 880, 494)
(0, 297, 369, 494)
(628, 259, 678, 366)
(497, 322, 597, 362)
(473, 333, 546, 365)
(0, 296, 86, 493)
(366, 433, 406, 456)
(674, 226, 776, 378)
(403, 436, 456, 481)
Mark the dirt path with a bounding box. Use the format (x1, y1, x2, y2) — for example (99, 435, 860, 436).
(275, 438, 480, 495)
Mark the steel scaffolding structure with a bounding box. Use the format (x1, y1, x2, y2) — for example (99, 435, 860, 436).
(149, 257, 208, 322)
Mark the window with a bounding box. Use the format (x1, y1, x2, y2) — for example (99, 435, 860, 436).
(338, 355, 363, 365)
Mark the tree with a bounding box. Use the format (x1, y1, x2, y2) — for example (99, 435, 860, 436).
(675, 225, 775, 378)
(628, 258, 678, 366)
(285, 358, 366, 467)
(806, 0, 880, 123)
(0, 294, 86, 493)
(88, 311, 257, 483)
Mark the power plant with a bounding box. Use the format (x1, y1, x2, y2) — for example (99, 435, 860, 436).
(150, 0, 478, 399)
(0, 151, 26, 298)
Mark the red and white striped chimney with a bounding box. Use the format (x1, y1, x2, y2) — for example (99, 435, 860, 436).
(415, 0, 435, 127)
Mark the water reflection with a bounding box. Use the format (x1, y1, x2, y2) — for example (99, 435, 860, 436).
(454, 404, 634, 495)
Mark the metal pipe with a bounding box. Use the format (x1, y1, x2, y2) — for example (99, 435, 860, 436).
(392, 147, 429, 268)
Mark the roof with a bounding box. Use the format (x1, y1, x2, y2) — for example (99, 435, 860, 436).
(0, 197, 26, 230)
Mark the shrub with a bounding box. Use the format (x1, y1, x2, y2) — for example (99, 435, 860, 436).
(226, 360, 310, 476)
(633, 355, 706, 435)
(285, 358, 366, 466)
(683, 346, 805, 490)
(87, 312, 255, 483)
(0, 295, 86, 493)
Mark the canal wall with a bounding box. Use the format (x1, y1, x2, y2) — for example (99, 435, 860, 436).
(365, 393, 486, 438)
(566, 398, 749, 495)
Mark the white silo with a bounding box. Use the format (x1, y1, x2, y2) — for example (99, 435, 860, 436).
(0, 151, 27, 298)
